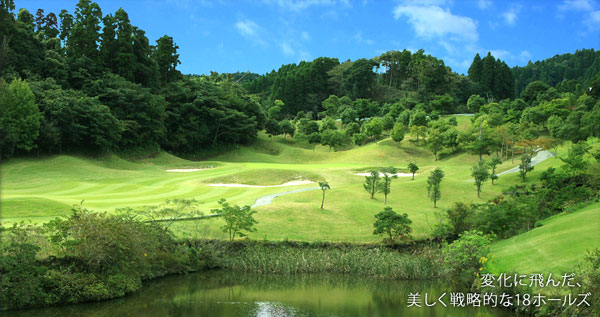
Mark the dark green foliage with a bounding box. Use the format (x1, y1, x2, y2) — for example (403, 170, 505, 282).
(467, 52, 514, 101)
(520, 80, 550, 104)
(319, 116, 337, 132)
(280, 119, 295, 138)
(155, 35, 181, 83)
(513, 48, 600, 97)
(363, 170, 380, 199)
(0, 207, 208, 311)
(467, 53, 483, 83)
(443, 230, 491, 282)
(472, 159, 490, 197)
(488, 156, 502, 184)
(0, 224, 47, 311)
(408, 162, 419, 180)
(342, 58, 377, 99)
(30, 79, 122, 153)
(560, 142, 590, 175)
(212, 199, 258, 241)
(575, 249, 600, 316)
(297, 118, 319, 135)
(68, 0, 102, 62)
(246, 57, 339, 117)
(0, 78, 41, 160)
(160, 78, 264, 154)
(265, 119, 282, 138)
(467, 94, 485, 113)
(352, 132, 367, 145)
(390, 122, 405, 144)
(84, 74, 165, 150)
(427, 127, 444, 160)
(427, 168, 444, 207)
(363, 117, 384, 140)
(378, 167, 398, 204)
(519, 150, 534, 181)
(373, 207, 412, 244)
(320, 129, 345, 151)
(446, 202, 473, 238)
(319, 181, 330, 209)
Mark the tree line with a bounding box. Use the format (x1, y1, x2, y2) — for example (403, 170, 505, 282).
(0, 0, 265, 160)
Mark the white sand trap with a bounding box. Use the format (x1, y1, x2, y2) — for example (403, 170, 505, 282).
(355, 172, 415, 177)
(166, 168, 209, 172)
(207, 180, 315, 188)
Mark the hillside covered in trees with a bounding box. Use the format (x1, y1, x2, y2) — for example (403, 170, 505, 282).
(1, 0, 599, 161)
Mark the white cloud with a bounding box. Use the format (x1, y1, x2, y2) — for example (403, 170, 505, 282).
(354, 32, 374, 45)
(502, 5, 521, 26)
(478, 0, 492, 10)
(558, 0, 594, 11)
(586, 10, 600, 29)
(519, 50, 532, 63)
(301, 31, 310, 40)
(235, 19, 258, 37)
(490, 49, 511, 61)
(235, 19, 267, 46)
(280, 42, 295, 56)
(393, 4, 478, 43)
(557, 0, 600, 31)
(263, 0, 350, 11)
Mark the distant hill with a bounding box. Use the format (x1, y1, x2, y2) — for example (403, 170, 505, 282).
(512, 48, 600, 97)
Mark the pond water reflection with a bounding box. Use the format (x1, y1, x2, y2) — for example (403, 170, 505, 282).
(7, 271, 512, 316)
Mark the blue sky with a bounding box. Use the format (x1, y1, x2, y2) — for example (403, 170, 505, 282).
(19, 0, 600, 75)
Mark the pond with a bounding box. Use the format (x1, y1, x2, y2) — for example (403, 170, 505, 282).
(7, 271, 512, 316)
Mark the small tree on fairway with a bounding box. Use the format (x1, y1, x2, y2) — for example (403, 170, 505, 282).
(427, 168, 444, 208)
(472, 160, 490, 198)
(378, 166, 398, 204)
(319, 181, 330, 209)
(519, 151, 534, 182)
(373, 207, 412, 244)
(363, 170, 380, 199)
(488, 156, 502, 184)
(408, 162, 419, 180)
(212, 199, 257, 241)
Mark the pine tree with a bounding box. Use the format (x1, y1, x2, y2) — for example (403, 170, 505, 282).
(468, 53, 483, 83)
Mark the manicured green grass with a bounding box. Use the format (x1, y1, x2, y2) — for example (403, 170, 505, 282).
(1, 117, 568, 244)
(489, 202, 600, 275)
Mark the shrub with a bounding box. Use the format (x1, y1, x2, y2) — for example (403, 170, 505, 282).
(442, 230, 492, 283)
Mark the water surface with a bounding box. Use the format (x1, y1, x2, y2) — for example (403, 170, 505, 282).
(7, 271, 512, 316)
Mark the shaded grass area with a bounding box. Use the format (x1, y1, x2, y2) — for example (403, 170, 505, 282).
(489, 202, 600, 274)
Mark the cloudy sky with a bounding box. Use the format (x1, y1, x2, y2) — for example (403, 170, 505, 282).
(20, 0, 600, 75)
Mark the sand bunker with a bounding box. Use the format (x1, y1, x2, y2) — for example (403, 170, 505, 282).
(206, 180, 314, 188)
(166, 168, 209, 172)
(355, 172, 415, 177)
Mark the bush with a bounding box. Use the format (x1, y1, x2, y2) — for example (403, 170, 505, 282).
(442, 230, 492, 283)
(0, 224, 48, 310)
(0, 208, 210, 311)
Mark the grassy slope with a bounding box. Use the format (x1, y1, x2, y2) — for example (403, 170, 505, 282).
(0, 115, 567, 243)
(489, 202, 600, 274)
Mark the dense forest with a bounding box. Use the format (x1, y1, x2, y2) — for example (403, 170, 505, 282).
(1, 0, 599, 161)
